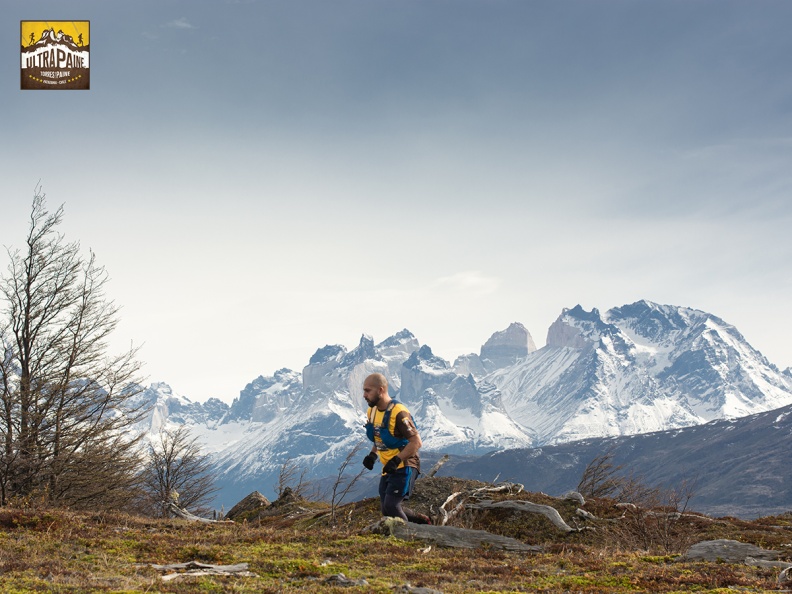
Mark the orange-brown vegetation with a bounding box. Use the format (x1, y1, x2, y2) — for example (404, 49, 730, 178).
(0, 476, 790, 592)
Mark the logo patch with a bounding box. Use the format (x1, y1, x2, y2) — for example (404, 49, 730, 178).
(21, 21, 90, 90)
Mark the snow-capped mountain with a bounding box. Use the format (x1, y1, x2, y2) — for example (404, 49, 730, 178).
(139, 300, 792, 505)
(492, 301, 792, 444)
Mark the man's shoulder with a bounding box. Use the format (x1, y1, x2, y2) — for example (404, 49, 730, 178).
(391, 402, 412, 417)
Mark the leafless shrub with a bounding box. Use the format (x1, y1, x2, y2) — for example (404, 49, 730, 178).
(329, 442, 368, 526)
(274, 457, 310, 500)
(578, 450, 624, 498)
(579, 452, 700, 553)
(606, 478, 699, 554)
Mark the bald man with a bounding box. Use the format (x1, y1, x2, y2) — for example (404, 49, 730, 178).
(362, 373, 431, 524)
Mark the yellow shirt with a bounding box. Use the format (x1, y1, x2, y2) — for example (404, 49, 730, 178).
(367, 402, 420, 472)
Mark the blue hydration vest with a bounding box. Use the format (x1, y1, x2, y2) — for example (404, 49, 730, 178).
(365, 401, 410, 449)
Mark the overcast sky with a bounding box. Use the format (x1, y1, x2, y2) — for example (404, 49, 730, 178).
(2, 1, 791, 404)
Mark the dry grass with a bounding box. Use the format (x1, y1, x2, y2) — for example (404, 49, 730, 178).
(0, 480, 790, 593)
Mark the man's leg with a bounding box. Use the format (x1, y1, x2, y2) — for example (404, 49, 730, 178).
(399, 467, 432, 524)
(382, 492, 409, 521)
(379, 473, 389, 516)
(380, 469, 409, 520)
(381, 467, 431, 524)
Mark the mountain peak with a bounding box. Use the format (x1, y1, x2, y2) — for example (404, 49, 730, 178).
(404, 345, 449, 372)
(341, 334, 379, 367)
(480, 322, 536, 370)
(546, 306, 609, 349)
(377, 329, 416, 348)
(309, 344, 346, 365)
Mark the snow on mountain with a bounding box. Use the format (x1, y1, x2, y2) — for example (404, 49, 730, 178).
(137, 382, 228, 435)
(491, 301, 792, 445)
(139, 300, 792, 504)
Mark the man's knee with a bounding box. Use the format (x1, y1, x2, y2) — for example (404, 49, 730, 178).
(382, 495, 405, 519)
(382, 499, 399, 517)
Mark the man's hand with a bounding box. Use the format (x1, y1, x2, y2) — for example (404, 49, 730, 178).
(383, 456, 402, 474)
(363, 452, 378, 470)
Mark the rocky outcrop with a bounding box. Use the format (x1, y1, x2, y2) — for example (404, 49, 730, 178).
(367, 517, 543, 553)
(480, 323, 536, 370)
(225, 491, 270, 521)
(680, 539, 780, 563)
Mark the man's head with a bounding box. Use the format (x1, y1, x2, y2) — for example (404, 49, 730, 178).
(363, 373, 389, 408)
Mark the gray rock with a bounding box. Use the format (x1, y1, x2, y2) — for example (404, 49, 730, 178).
(680, 539, 780, 563)
(224, 491, 270, 521)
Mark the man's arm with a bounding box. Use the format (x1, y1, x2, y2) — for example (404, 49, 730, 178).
(393, 411, 421, 461)
(396, 431, 421, 461)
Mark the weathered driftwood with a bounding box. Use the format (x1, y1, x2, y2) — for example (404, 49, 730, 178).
(472, 483, 524, 497)
(680, 539, 781, 563)
(575, 508, 597, 521)
(322, 573, 369, 587)
(779, 566, 792, 585)
(438, 491, 466, 526)
(612, 503, 713, 523)
(148, 560, 256, 582)
(436, 482, 525, 526)
(468, 499, 583, 533)
(426, 454, 450, 478)
(370, 518, 542, 553)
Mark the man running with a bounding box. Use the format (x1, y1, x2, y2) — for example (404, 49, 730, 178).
(362, 373, 431, 524)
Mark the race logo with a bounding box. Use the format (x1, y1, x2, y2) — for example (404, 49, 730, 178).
(21, 21, 90, 90)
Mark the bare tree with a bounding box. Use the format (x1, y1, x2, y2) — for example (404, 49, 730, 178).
(274, 457, 309, 500)
(0, 187, 146, 508)
(607, 477, 699, 554)
(578, 451, 663, 504)
(577, 451, 624, 499)
(140, 425, 217, 518)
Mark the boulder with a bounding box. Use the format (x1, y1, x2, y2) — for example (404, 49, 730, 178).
(225, 491, 270, 521)
(680, 539, 780, 563)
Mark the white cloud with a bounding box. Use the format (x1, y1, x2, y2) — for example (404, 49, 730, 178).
(433, 271, 501, 295)
(164, 18, 196, 30)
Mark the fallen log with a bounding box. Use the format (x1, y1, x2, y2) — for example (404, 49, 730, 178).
(436, 482, 525, 526)
(147, 560, 256, 581)
(426, 454, 450, 478)
(471, 483, 524, 497)
(369, 518, 542, 553)
(575, 508, 597, 521)
(438, 491, 465, 526)
(467, 499, 585, 533)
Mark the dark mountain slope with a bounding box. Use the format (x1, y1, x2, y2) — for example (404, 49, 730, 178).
(443, 403, 792, 518)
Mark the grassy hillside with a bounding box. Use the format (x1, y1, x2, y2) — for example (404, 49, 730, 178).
(0, 477, 791, 592)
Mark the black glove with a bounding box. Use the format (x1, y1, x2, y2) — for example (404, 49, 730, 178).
(383, 456, 402, 474)
(363, 452, 377, 470)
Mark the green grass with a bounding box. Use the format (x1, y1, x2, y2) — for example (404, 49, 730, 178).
(0, 496, 788, 593)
